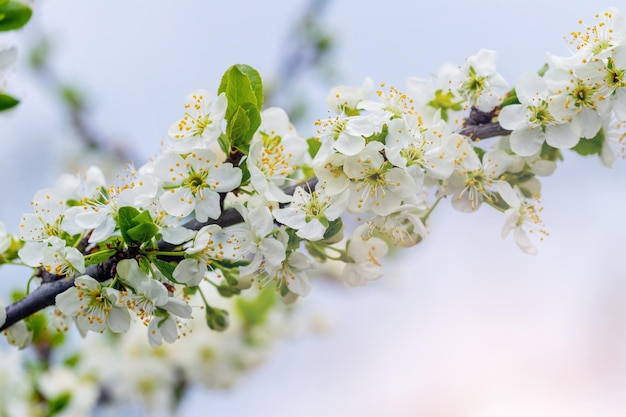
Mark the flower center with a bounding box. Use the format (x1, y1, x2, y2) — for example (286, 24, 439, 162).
(183, 169, 208, 195)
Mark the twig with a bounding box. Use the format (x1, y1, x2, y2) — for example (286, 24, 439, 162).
(0, 177, 321, 332)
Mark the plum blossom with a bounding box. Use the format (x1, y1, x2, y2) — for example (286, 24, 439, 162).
(155, 149, 242, 221)
(445, 141, 513, 212)
(341, 227, 388, 287)
(235, 205, 287, 281)
(385, 117, 456, 184)
(362, 204, 427, 247)
(173, 224, 239, 286)
(168, 90, 227, 152)
(116, 259, 192, 346)
(498, 181, 547, 254)
(19, 188, 67, 242)
(445, 49, 509, 111)
(499, 72, 579, 156)
(327, 77, 374, 114)
(548, 7, 625, 69)
(545, 66, 610, 139)
(272, 185, 348, 241)
(247, 107, 308, 202)
(55, 276, 130, 334)
(343, 142, 417, 216)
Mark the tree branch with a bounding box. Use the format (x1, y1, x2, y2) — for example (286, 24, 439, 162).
(0, 109, 505, 333)
(0, 177, 321, 333)
(459, 107, 511, 140)
(459, 122, 511, 140)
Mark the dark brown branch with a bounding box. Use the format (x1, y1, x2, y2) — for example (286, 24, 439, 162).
(0, 177, 321, 332)
(1, 257, 118, 332)
(459, 122, 511, 140)
(459, 107, 511, 140)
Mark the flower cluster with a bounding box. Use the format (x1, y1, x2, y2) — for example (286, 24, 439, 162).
(0, 8, 623, 352)
(500, 8, 626, 162)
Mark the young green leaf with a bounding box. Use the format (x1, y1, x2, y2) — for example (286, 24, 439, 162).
(127, 222, 159, 244)
(307, 137, 322, 159)
(572, 130, 604, 156)
(85, 249, 117, 267)
(152, 258, 181, 284)
(0, 93, 19, 111)
(118, 206, 141, 245)
(218, 64, 263, 114)
(234, 286, 276, 328)
(218, 65, 260, 119)
(228, 103, 261, 154)
(0, 1, 32, 32)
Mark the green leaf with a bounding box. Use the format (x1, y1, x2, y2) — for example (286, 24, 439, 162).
(307, 137, 322, 159)
(572, 129, 604, 156)
(537, 62, 549, 77)
(499, 88, 520, 108)
(218, 65, 264, 155)
(216, 283, 241, 297)
(234, 64, 264, 110)
(218, 64, 263, 114)
(152, 258, 180, 283)
(473, 146, 487, 161)
(427, 89, 464, 121)
(205, 307, 229, 331)
(118, 206, 140, 245)
(229, 102, 261, 154)
(27, 312, 47, 343)
(322, 218, 343, 242)
(85, 249, 117, 266)
(48, 392, 72, 415)
(365, 123, 388, 144)
(305, 241, 327, 263)
(540, 141, 563, 161)
(63, 353, 80, 368)
(127, 222, 159, 244)
(238, 158, 251, 185)
(227, 105, 251, 148)
(118, 207, 159, 245)
(217, 133, 230, 155)
(235, 286, 276, 328)
(218, 64, 261, 119)
(0, 1, 32, 32)
(0, 93, 19, 111)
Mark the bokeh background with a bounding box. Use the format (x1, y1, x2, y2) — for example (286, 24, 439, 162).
(3, 0, 626, 416)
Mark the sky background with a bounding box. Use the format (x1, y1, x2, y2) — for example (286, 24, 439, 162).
(3, 1, 626, 416)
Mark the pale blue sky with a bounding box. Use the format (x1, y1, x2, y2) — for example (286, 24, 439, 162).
(3, 1, 626, 416)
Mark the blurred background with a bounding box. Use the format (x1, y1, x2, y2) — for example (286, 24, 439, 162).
(3, 0, 626, 416)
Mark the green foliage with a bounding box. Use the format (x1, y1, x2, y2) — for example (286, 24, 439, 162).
(205, 306, 229, 331)
(152, 258, 181, 284)
(427, 89, 464, 121)
(307, 137, 322, 158)
(118, 206, 159, 246)
(46, 392, 72, 417)
(218, 64, 264, 154)
(84, 249, 117, 267)
(0, 1, 32, 32)
(0, 93, 19, 110)
(234, 286, 276, 328)
(225, 102, 261, 154)
(537, 62, 549, 77)
(572, 129, 604, 156)
(540, 141, 563, 161)
(499, 88, 520, 108)
(304, 240, 327, 263)
(473, 145, 487, 161)
(323, 217, 343, 241)
(59, 85, 84, 111)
